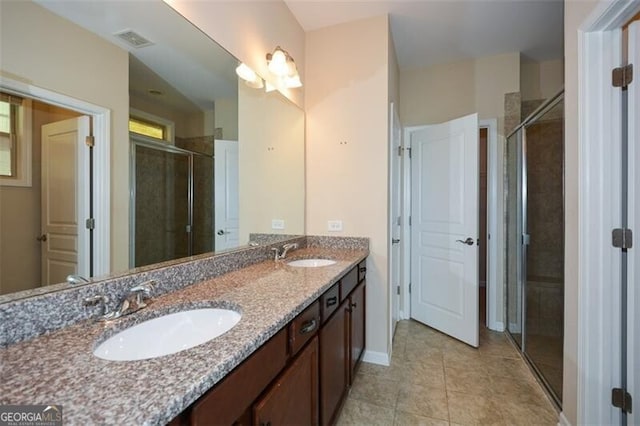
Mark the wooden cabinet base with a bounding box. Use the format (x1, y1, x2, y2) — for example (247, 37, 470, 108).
(254, 337, 319, 426)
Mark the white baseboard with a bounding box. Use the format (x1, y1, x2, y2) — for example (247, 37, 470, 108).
(362, 350, 390, 366)
(557, 411, 571, 426)
(488, 321, 505, 332)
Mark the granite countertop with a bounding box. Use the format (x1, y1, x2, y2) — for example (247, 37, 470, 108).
(0, 247, 368, 425)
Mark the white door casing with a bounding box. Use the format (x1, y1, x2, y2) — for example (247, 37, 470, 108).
(627, 20, 638, 426)
(410, 113, 479, 347)
(214, 139, 239, 251)
(41, 116, 90, 285)
(389, 102, 402, 342)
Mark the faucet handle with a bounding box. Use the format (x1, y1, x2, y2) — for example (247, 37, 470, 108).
(129, 280, 155, 306)
(83, 295, 109, 316)
(129, 280, 155, 294)
(283, 243, 299, 250)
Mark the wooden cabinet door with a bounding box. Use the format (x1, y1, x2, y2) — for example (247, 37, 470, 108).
(319, 301, 349, 426)
(349, 282, 366, 383)
(254, 337, 319, 426)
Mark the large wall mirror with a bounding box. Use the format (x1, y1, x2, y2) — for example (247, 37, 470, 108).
(0, 0, 305, 297)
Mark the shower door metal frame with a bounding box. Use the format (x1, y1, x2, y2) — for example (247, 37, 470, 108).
(505, 89, 565, 410)
(129, 134, 213, 268)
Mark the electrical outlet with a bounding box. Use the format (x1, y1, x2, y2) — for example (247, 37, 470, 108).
(271, 219, 285, 230)
(327, 220, 343, 232)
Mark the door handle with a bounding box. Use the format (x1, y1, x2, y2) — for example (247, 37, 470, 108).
(216, 229, 226, 236)
(392, 238, 400, 244)
(456, 237, 475, 246)
(36, 234, 47, 242)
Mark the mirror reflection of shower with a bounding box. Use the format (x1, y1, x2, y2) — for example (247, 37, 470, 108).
(130, 135, 216, 268)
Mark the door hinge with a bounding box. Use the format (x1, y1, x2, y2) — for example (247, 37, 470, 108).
(407, 147, 412, 158)
(85, 135, 95, 147)
(612, 228, 633, 249)
(397, 145, 403, 156)
(186, 224, 192, 233)
(612, 64, 633, 88)
(409, 216, 412, 226)
(397, 216, 401, 226)
(409, 283, 412, 293)
(85, 218, 95, 230)
(612, 388, 632, 413)
(397, 286, 400, 295)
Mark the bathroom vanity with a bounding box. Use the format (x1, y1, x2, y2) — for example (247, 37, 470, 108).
(0, 237, 368, 425)
(174, 259, 366, 425)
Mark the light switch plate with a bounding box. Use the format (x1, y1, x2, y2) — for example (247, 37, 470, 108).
(272, 219, 285, 230)
(327, 220, 343, 232)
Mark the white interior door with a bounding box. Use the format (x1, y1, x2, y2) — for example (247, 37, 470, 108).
(410, 113, 479, 347)
(41, 116, 90, 285)
(214, 139, 239, 250)
(390, 102, 402, 339)
(627, 20, 638, 426)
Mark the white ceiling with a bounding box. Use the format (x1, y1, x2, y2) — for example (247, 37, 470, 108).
(285, 0, 564, 70)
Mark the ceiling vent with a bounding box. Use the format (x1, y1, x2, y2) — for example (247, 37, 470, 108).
(114, 30, 153, 48)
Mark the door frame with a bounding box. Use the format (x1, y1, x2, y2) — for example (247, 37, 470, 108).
(0, 76, 111, 278)
(577, 1, 640, 424)
(480, 119, 503, 332)
(401, 119, 503, 332)
(388, 101, 402, 353)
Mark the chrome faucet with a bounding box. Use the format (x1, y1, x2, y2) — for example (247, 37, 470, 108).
(67, 274, 90, 285)
(271, 243, 299, 261)
(83, 280, 155, 321)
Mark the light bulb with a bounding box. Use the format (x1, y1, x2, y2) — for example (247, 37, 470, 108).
(236, 63, 257, 82)
(268, 48, 289, 77)
(284, 74, 302, 89)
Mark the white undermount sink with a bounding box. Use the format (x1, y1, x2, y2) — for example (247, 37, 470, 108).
(93, 308, 241, 361)
(287, 259, 337, 267)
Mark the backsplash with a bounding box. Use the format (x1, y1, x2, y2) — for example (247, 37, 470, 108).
(0, 235, 368, 347)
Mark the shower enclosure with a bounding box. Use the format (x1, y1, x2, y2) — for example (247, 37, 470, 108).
(505, 90, 564, 407)
(130, 135, 214, 268)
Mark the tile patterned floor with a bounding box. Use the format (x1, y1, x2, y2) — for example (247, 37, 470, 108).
(337, 320, 559, 425)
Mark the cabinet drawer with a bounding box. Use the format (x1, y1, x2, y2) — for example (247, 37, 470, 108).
(320, 283, 340, 324)
(189, 328, 287, 425)
(357, 260, 367, 283)
(340, 267, 358, 302)
(289, 300, 320, 356)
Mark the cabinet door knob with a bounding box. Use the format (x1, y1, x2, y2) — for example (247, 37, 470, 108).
(36, 234, 47, 242)
(326, 296, 337, 307)
(350, 302, 357, 308)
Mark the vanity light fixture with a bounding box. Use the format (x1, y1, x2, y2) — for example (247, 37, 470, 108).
(235, 63, 264, 89)
(266, 46, 302, 89)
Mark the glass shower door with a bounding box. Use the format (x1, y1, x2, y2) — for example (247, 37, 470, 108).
(192, 154, 214, 256)
(523, 97, 565, 403)
(506, 129, 524, 348)
(133, 143, 190, 268)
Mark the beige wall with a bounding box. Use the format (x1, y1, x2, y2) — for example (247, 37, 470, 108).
(306, 15, 391, 358)
(0, 101, 80, 295)
(165, 0, 305, 109)
(400, 52, 520, 132)
(238, 84, 305, 244)
(564, 1, 599, 424)
(215, 97, 239, 141)
(0, 1, 130, 275)
(521, 58, 564, 101)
